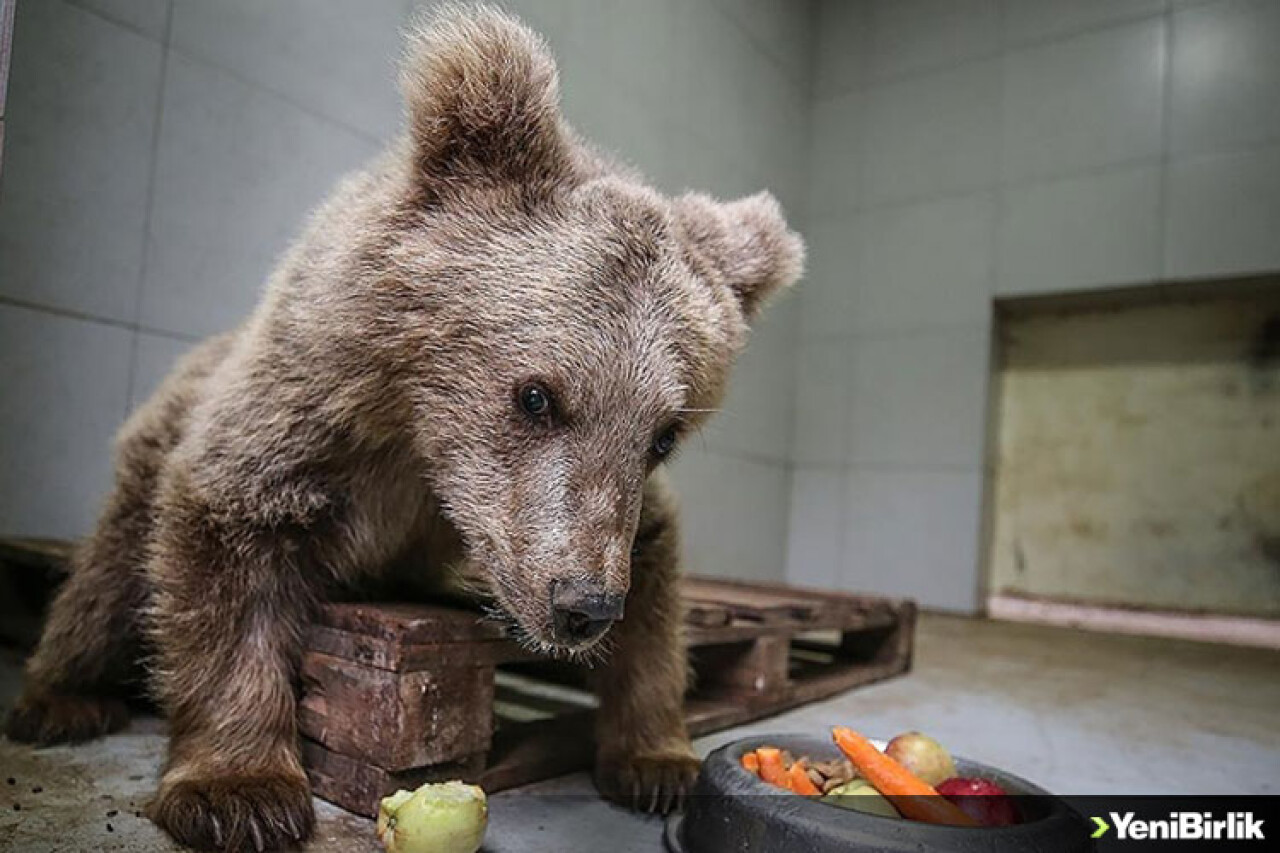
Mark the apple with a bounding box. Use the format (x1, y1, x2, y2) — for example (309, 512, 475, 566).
(884, 732, 956, 786)
(936, 777, 1019, 827)
(376, 781, 488, 853)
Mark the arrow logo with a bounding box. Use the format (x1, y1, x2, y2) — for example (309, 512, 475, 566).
(1091, 816, 1110, 838)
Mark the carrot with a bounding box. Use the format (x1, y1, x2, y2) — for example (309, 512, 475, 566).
(832, 727, 977, 827)
(786, 760, 821, 795)
(755, 747, 790, 789)
(741, 751, 760, 774)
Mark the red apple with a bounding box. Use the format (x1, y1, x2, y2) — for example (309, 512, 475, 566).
(936, 777, 1019, 826)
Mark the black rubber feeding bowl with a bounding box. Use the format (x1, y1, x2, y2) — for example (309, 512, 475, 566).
(665, 734, 1093, 853)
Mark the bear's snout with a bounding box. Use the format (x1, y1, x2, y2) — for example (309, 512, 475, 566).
(549, 578, 625, 646)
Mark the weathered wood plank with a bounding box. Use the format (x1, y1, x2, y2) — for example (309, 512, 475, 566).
(299, 652, 495, 771)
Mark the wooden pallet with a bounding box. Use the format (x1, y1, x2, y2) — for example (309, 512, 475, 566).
(300, 578, 915, 816)
(0, 539, 915, 818)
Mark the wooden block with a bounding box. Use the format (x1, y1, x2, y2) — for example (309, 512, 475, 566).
(0, 538, 71, 649)
(302, 739, 485, 819)
(684, 576, 830, 623)
(691, 634, 791, 696)
(299, 652, 494, 771)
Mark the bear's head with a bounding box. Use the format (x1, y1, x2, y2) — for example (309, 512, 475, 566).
(367, 7, 804, 655)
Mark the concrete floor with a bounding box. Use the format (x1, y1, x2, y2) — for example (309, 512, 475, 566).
(2, 613, 1278, 852)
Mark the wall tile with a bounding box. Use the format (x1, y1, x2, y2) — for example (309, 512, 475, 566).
(798, 216, 861, 339)
(738, 29, 810, 187)
(0, 305, 132, 539)
(808, 90, 863, 217)
(668, 450, 791, 582)
(709, 0, 815, 85)
(703, 302, 798, 462)
(814, 0, 870, 98)
(843, 467, 985, 611)
(997, 164, 1162, 295)
(666, 0, 760, 169)
(129, 332, 194, 411)
(847, 327, 991, 469)
(868, 0, 999, 81)
(1170, 0, 1280, 156)
(792, 338, 852, 466)
(664, 125, 760, 201)
(854, 192, 995, 332)
(862, 59, 999, 206)
(785, 468, 845, 589)
(1002, 18, 1165, 182)
(559, 0, 678, 113)
(1001, 0, 1165, 47)
(170, 0, 407, 141)
(557, 62, 675, 189)
(69, 0, 171, 40)
(141, 54, 378, 339)
(1165, 146, 1280, 279)
(0, 0, 162, 322)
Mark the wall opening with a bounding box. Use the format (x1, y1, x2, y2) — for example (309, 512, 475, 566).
(985, 278, 1280, 645)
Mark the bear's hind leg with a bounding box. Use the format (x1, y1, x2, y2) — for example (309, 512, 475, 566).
(6, 475, 153, 744)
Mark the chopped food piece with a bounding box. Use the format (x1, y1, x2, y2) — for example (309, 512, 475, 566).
(755, 747, 790, 789)
(884, 732, 956, 787)
(810, 758, 856, 784)
(741, 752, 760, 773)
(786, 761, 821, 795)
(936, 777, 1019, 826)
(376, 781, 487, 853)
(821, 776, 847, 794)
(824, 780, 901, 819)
(831, 727, 978, 827)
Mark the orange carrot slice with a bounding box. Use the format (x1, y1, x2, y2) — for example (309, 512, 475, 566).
(787, 760, 821, 795)
(741, 752, 760, 773)
(755, 747, 790, 789)
(832, 727, 977, 827)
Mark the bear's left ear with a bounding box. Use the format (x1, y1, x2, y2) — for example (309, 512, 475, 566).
(673, 191, 806, 321)
(399, 6, 571, 199)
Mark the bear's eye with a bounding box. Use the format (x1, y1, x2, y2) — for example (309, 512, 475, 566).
(517, 383, 553, 418)
(652, 425, 678, 459)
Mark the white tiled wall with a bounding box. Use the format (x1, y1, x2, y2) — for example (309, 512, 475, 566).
(0, 0, 811, 584)
(789, 0, 1280, 611)
(7, 0, 1277, 597)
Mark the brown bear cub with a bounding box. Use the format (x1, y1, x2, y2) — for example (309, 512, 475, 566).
(6, 7, 803, 851)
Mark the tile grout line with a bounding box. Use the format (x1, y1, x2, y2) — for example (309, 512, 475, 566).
(989, 0, 1009, 307)
(0, 295, 203, 343)
(62, 0, 162, 44)
(807, 135, 1280, 226)
(815, 5, 1188, 101)
(1157, 3, 1176, 281)
(163, 44, 387, 150)
(124, 0, 176, 417)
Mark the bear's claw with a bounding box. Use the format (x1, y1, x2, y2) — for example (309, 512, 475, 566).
(147, 773, 314, 852)
(596, 751, 701, 815)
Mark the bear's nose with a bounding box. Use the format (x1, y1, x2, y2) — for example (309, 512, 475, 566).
(550, 578, 624, 645)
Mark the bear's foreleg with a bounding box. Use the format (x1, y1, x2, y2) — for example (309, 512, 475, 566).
(144, 493, 318, 852)
(592, 478, 699, 814)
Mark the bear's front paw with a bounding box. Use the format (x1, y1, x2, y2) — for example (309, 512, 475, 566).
(5, 691, 130, 745)
(147, 772, 314, 852)
(595, 751, 701, 814)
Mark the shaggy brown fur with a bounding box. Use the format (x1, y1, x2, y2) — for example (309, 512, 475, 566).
(6, 7, 804, 851)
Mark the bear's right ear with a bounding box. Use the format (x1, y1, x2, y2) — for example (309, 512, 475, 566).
(399, 5, 570, 199)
